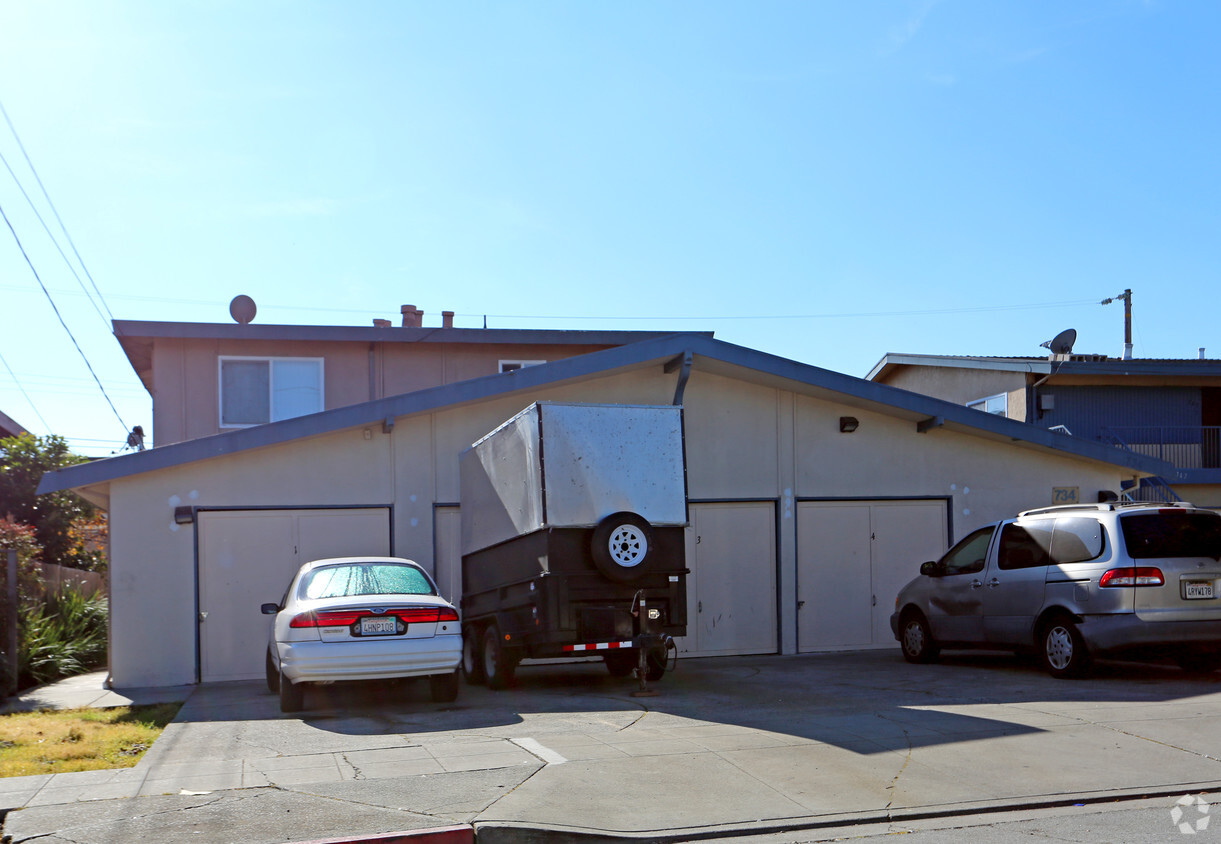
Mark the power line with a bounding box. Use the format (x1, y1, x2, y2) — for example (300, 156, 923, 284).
(0, 196, 128, 433)
(0, 148, 111, 330)
(0, 348, 51, 432)
(0, 98, 115, 324)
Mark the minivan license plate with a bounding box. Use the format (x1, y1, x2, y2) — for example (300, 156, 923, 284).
(360, 617, 398, 636)
(1184, 582, 1215, 600)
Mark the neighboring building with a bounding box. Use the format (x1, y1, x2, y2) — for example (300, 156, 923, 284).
(114, 304, 707, 447)
(40, 331, 1168, 688)
(866, 351, 1221, 506)
(0, 409, 28, 439)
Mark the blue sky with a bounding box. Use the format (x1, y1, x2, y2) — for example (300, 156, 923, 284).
(0, 1, 1217, 456)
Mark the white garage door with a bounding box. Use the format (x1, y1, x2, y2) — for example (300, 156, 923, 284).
(797, 499, 947, 652)
(197, 508, 391, 682)
(674, 501, 777, 657)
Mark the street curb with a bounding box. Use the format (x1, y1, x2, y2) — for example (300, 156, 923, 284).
(472, 784, 1221, 844)
(290, 825, 473, 844)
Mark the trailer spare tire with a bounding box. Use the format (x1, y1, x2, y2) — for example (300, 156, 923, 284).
(591, 512, 655, 582)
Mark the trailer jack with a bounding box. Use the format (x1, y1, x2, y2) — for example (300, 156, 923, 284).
(631, 633, 675, 697)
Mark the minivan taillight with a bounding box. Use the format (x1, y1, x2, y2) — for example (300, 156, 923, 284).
(1100, 567, 1165, 587)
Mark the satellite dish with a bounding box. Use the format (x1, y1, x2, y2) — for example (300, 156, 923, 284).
(230, 295, 257, 325)
(1040, 328, 1076, 355)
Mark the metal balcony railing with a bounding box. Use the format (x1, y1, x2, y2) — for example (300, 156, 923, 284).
(1102, 426, 1221, 470)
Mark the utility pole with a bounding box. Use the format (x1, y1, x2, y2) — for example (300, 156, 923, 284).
(1101, 289, 1133, 360)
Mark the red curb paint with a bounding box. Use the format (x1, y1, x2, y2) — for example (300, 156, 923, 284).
(289, 824, 474, 844)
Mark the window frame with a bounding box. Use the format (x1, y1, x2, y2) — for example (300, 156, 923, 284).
(967, 392, 1008, 416)
(218, 355, 325, 429)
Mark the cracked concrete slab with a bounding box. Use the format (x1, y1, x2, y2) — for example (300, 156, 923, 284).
(2, 787, 446, 844)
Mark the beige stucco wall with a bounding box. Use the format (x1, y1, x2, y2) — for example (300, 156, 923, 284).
(105, 364, 1139, 687)
(878, 366, 1029, 418)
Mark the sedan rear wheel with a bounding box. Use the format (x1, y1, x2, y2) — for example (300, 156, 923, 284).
(265, 649, 280, 694)
(430, 669, 460, 703)
(279, 668, 305, 712)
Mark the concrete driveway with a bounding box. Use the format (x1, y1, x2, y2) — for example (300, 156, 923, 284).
(5, 650, 1221, 843)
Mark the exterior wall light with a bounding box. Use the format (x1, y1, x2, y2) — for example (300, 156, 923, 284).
(839, 416, 859, 433)
(174, 506, 195, 525)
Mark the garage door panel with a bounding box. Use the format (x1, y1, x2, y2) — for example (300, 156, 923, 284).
(870, 502, 948, 645)
(798, 504, 872, 651)
(676, 501, 776, 657)
(198, 513, 296, 684)
(298, 511, 392, 562)
(798, 500, 947, 653)
(198, 508, 391, 683)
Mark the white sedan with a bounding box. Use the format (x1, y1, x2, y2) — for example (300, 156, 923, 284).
(262, 557, 462, 712)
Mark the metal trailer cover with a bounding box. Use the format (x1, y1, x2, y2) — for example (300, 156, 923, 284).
(459, 402, 687, 556)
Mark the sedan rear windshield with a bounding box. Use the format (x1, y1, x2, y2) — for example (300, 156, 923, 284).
(1120, 511, 1221, 560)
(301, 564, 436, 599)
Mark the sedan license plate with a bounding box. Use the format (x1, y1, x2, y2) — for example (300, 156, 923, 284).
(360, 616, 398, 636)
(1184, 582, 1215, 600)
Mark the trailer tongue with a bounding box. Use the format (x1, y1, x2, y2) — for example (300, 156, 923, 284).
(458, 402, 689, 689)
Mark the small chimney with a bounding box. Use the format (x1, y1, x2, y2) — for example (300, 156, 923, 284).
(373, 318, 391, 328)
(442, 311, 455, 329)
(1201, 348, 1207, 360)
(400, 305, 423, 328)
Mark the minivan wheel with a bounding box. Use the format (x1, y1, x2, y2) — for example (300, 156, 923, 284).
(1040, 617, 1092, 679)
(900, 612, 939, 664)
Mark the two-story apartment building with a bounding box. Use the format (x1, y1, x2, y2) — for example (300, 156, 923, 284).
(41, 311, 1171, 688)
(867, 350, 1221, 506)
(115, 304, 703, 447)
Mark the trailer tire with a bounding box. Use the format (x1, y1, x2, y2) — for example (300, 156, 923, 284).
(645, 647, 667, 682)
(591, 512, 655, 583)
(604, 650, 637, 678)
(462, 627, 485, 685)
(483, 625, 518, 690)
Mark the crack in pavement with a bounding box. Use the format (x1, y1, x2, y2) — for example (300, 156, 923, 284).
(1023, 705, 1221, 766)
(340, 752, 364, 780)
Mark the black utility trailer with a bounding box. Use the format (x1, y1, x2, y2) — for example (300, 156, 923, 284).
(458, 402, 689, 689)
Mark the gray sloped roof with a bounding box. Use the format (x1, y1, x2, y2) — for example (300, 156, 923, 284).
(0, 409, 28, 439)
(866, 352, 1221, 382)
(38, 334, 1171, 496)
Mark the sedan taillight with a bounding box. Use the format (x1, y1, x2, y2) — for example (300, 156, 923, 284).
(289, 607, 458, 627)
(1100, 567, 1165, 588)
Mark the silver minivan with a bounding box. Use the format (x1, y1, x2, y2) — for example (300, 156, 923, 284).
(891, 502, 1221, 677)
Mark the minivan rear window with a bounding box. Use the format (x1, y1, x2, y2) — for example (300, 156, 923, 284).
(1120, 511, 1221, 560)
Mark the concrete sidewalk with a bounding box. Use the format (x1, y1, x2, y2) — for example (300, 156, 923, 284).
(4, 652, 1221, 843)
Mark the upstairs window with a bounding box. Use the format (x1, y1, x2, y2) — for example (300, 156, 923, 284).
(968, 393, 1007, 416)
(220, 357, 323, 427)
(499, 359, 546, 373)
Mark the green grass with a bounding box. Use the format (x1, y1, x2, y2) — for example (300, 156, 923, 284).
(0, 702, 180, 777)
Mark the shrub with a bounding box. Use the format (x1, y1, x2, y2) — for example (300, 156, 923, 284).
(17, 589, 108, 689)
